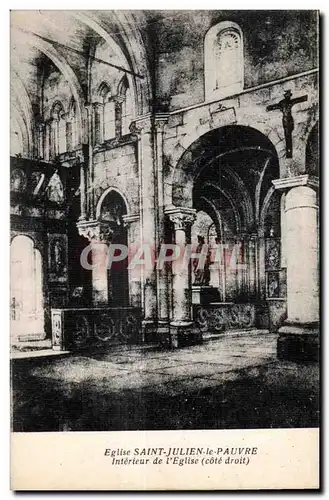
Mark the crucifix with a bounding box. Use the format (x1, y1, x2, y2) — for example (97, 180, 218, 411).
(266, 90, 308, 158)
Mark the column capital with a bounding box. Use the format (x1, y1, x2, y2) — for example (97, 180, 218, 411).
(84, 103, 94, 114)
(115, 95, 125, 104)
(165, 206, 197, 231)
(154, 113, 169, 130)
(77, 219, 114, 243)
(272, 174, 319, 191)
(37, 121, 46, 131)
(130, 114, 152, 135)
(122, 214, 140, 227)
(92, 101, 104, 110)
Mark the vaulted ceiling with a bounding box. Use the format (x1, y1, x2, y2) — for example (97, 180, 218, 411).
(10, 11, 152, 155)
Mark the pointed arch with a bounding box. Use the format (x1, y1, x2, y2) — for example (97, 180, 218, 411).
(118, 74, 134, 136)
(73, 11, 151, 116)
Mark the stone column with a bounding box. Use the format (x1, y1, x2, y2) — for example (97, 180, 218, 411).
(66, 121, 72, 152)
(37, 122, 45, 159)
(44, 121, 51, 161)
(85, 104, 95, 219)
(122, 214, 142, 308)
(77, 220, 113, 306)
(79, 158, 87, 221)
(248, 233, 257, 299)
(273, 175, 319, 361)
(93, 102, 103, 145)
(115, 96, 124, 138)
(131, 116, 158, 341)
(154, 114, 170, 340)
(48, 118, 57, 159)
(166, 207, 201, 347)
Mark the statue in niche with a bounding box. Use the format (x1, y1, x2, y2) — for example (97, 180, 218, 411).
(193, 235, 211, 286)
(50, 238, 66, 276)
(10, 168, 27, 192)
(47, 173, 64, 203)
(268, 272, 280, 298)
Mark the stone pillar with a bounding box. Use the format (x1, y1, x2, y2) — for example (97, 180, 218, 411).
(85, 104, 95, 219)
(66, 119, 72, 153)
(44, 122, 51, 161)
(48, 118, 56, 159)
(122, 214, 142, 308)
(154, 114, 170, 340)
(131, 117, 158, 341)
(273, 175, 319, 361)
(115, 96, 124, 138)
(77, 220, 113, 306)
(248, 233, 257, 299)
(93, 102, 103, 145)
(79, 158, 87, 221)
(37, 122, 45, 159)
(166, 207, 201, 347)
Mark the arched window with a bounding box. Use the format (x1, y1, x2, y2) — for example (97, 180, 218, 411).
(205, 21, 244, 101)
(10, 235, 44, 339)
(98, 82, 115, 141)
(68, 99, 78, 151)
(50, 101, 67, 157)
(118, 75, 134, 136)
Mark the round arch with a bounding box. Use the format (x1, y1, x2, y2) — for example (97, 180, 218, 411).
(171, 125, 278, 209)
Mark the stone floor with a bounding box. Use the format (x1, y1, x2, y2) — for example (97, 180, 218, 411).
(11, 330, 319, 432)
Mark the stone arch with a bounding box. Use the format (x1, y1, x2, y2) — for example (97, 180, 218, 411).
(259, 186, 276, 236)
(199, 186, 242, 234)
(95, 81, 112, 101)
(73, 11, 151, 116)
(204, 20, 244, 101)
(21, 31, 85, 144)
(10, 234, 45, 339)
(10, 106, 30, 157)
(118, 74, 135, 136)
(170, 125, 278, 209)
(169, 116, 284, 171)
(10, 75, 34, 156)
(96, 186, 130, 220)
(50, 100, 66, 117)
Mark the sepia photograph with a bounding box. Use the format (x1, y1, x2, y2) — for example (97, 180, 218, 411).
(9, 9, 320, 490)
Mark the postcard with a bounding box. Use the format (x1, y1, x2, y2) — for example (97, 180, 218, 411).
(10, 10, 319, 490)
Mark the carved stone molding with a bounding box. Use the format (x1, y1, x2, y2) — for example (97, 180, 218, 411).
(77, 219, 114, 243)
(130, 114, 152, 135)
(154, 113, 169, 131)
(115, 95, 125, 105)
(272, 174, 319, 191)
(92, 101, 104, 110)
(165, 207, 197, 231)
(122, 214, 140, 227)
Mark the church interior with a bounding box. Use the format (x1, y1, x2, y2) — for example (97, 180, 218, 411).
(10, 11, 319, 431)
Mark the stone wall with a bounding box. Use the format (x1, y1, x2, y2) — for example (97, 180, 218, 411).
(146, 10, 318, 111)
(162, 70, 319, 209)
(92, 140, 139, 218)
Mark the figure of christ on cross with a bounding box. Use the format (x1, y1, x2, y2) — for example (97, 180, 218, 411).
(266, 90, 308, 158)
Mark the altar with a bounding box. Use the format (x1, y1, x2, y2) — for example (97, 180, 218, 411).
(51, 307, 142, 351)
